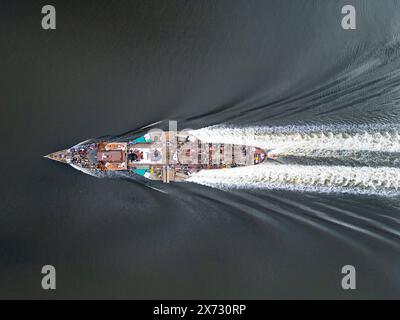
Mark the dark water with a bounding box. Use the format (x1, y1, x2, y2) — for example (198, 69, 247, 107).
(1, 0, 400, 299)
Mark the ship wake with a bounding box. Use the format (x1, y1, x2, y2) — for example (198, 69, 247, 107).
(188, 124, 400, 195)
(189, 124, 400, 155)
(187, 163, 400, 196)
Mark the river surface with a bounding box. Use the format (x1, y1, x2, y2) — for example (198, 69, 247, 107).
(1, 0, 400, 298)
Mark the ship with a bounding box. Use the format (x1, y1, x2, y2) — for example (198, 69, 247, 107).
(45, 131, 275, 182)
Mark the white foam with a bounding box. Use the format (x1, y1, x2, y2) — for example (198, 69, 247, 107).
(187, 163, 400, 196)
(189, 124, 400, 155)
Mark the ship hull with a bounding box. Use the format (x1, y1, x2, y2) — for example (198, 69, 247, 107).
(46, 131, 268, 183)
